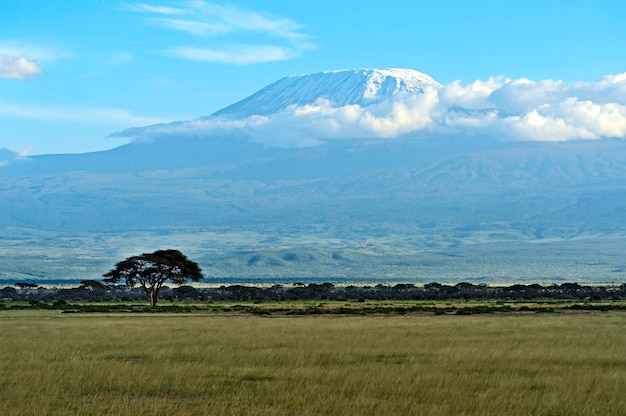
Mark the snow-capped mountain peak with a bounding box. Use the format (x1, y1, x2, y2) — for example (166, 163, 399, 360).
(211, 68, 442, 119)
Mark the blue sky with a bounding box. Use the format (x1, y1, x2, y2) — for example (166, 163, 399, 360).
(2, 0, 626, 154)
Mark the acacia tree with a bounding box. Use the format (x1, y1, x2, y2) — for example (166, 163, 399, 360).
(103, 249, 203, 307)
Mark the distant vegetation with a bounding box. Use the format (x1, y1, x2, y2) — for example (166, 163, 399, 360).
(2, 281, 625, 315)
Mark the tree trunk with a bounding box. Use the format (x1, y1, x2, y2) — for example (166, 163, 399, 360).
(149, 290, 157, 307)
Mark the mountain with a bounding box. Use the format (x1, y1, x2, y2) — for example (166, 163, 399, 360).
(212, 68, 442, 118)
(113, 68, 444, 143)
(1, 68, 626, 285)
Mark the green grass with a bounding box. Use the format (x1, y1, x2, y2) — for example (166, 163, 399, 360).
(5, 298, 626, 315)
(0, 311, 625, 415)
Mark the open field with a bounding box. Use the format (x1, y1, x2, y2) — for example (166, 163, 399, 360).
(0, 310, 624, 415)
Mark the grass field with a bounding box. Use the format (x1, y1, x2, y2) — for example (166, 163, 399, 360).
(0, 310, 624, 415)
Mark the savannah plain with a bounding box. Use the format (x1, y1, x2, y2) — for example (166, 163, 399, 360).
(1, 306, 624, 415)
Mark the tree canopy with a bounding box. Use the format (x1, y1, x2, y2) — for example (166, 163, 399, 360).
(15, 282, 38, 289)
(103, 249, 203, 306)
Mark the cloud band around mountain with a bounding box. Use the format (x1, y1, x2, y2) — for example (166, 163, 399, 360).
(115, 72, 626, 146)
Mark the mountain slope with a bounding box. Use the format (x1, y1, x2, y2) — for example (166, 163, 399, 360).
(2, 136, 626, 283)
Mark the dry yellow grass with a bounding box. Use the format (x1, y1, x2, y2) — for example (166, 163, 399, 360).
(0, 310, 624, 415)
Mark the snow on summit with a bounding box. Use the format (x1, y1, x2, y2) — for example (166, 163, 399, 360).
(212, 68, 443, 118)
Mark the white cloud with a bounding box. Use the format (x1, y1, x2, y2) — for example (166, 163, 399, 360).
(0, 54, 42, 79)
(114, 72, 626, 146)
(547, 98, 626, 138)
(438, 73, 626, 142)
(148, 17, 229, 36)
(439, 77, 503, 110)
(120, 0, 315, 64)
(139, 1, 306, 38)
(117, 2, 187, 15)
(144, 3, 305, 38)
(505, 110, 596, 142)
(168, 44, 296, 64)
(0, 41, 73, 79)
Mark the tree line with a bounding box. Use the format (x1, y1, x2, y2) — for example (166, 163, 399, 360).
(2, 281, 625, 304)
(1, 249, 625, 305)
